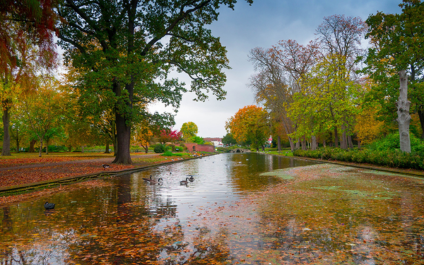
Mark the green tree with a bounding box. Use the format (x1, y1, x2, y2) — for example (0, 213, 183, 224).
(57, 0, 252, 164)
(222, 133, 237, 146)
(181, 122, 198, 140)
(364, 0, 424, 152)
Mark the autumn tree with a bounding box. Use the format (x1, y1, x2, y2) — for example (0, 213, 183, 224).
(226, 105, 269, 151)
(56, 0, 252, 164)
(315, 14, 366, 148)
(181, 122, 198, 140)
(157, 129, 182, 145)
(364, 0, 424, 152)
(21, 78, 64, 157)
(250, 40, 320, 151)
(0, 0, 57, 156)
(288, 54, 361, 150)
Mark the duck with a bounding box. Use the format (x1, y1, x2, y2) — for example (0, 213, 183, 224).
(180, 178, 190, 185)
(44, 202, 55, 210)
(102, 164, 110, 169)
(142, 175, 163, 184)
(187, 175, 195, 182)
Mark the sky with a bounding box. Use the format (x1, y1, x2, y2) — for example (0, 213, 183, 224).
(148, 0, 401, 138)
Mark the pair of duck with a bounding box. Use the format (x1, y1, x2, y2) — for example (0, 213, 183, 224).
(142, 175, 195, 185)
(180, 175, 194, 185)
(142, 175, 163, 184)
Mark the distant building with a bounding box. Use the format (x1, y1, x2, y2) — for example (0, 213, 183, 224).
(204, 137, 223, 147)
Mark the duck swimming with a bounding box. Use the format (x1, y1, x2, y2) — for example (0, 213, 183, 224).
(180, 177, 190, 185)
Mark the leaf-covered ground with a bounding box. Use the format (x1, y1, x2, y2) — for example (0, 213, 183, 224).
(1, 160, 424, 264)
(0, 152, 192, 190)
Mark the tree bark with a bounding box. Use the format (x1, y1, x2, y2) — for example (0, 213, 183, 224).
(113, 112, 132, 164)
(295, 138, 300, 149)
(29, 140, 36, 152)
(418, 107, 424, 139)
(81, 146, 84, 153)
(341, 124, 347, 149)
(277, 135, 281, 151)
(38, 138, 43, 157)
(301, 137, 307, 150)
(397, 70, 411, 153)
(114, 134, 118, 156)
(323, 139, 326, 147)
(334, 127, 339, 148)
(288, 137, 294, 152)
(105, 141, 110, 153)
(358, 140, 361, 149)
(348, 135, 353, 149)
(45, 139, 49, 154)
(311, 135, 317, 151)
(16, 129, 19, 153)
(2, 105, 11, 156)
(68, 145, 72, 152)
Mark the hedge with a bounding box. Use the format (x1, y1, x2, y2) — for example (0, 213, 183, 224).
(293, 147, 424, 170)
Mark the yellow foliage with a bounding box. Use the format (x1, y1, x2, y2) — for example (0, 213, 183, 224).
(354, 106, 384, 144)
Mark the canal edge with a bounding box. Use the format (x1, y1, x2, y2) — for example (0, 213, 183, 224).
(0, 154, 217, 197)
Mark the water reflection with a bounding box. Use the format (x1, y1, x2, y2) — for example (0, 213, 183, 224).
(1, 154, 423, 264)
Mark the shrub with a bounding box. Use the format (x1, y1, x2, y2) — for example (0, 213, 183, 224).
(154, 144, 165, 153)
(294, 147, 424, 170)
(162, 150, 173, 156)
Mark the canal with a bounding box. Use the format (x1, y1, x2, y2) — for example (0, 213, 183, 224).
(1, 153, 423, 264)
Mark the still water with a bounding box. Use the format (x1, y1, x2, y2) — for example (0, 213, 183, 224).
(1, 153, 424, 264)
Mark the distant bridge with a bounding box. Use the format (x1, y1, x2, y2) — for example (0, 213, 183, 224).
(230, 148, 250, 153)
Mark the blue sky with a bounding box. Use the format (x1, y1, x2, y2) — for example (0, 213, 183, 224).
(149, 0, 401, 138)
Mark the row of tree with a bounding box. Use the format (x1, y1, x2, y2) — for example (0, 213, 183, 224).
(238, 0, 424, 153)
(1, 0, 253, 162)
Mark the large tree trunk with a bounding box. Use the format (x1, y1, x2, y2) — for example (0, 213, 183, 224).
(277, 136, 281, 151)
(358, 140, 361, 149)
(38, 138, 43, 157)
(397, 70, 411, 153)
(341, 124, 347, 149)
(301, 137, 307, 150)
(323, 139, 326, 147)
(45, 139, 49, 154)
(105, 141, 110, 153)
(418, 107, 424, 139)
(288, 137, 294, 152)
(311, 135, 317, 150)
(29, 139, 36, 152)
(334, 127, 339, 148)
(348, 135, 353, 149)
(113, 112, 132, 164)
(2, 105, 11, 156)
(16, 129, 19, 153)
(113, 134, 118, 156)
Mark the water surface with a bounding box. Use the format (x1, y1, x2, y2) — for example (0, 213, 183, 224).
(1, 153, 423, 264)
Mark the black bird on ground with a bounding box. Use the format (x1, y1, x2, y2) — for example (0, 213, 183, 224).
(102, 164, 110, 169)
(44, 202, 55, 210)
(180, 178, 190, 185)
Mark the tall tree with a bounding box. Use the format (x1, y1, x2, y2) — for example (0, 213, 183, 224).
(364, 0, 424, 152)
(226, 105, 269, 151)
(315, 14, 366, 148)
(57, 0, 252, 164)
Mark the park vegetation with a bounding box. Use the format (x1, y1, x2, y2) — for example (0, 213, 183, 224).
(0, 0, 253, 162)
(225, 0, 424, 169)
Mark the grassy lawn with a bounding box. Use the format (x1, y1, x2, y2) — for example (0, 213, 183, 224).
(264, 150, 294, 156)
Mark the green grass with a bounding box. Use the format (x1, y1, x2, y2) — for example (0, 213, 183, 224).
(264, 150, 293, 156)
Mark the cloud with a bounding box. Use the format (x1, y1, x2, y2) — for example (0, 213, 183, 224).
(150, 0, 401, 138)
